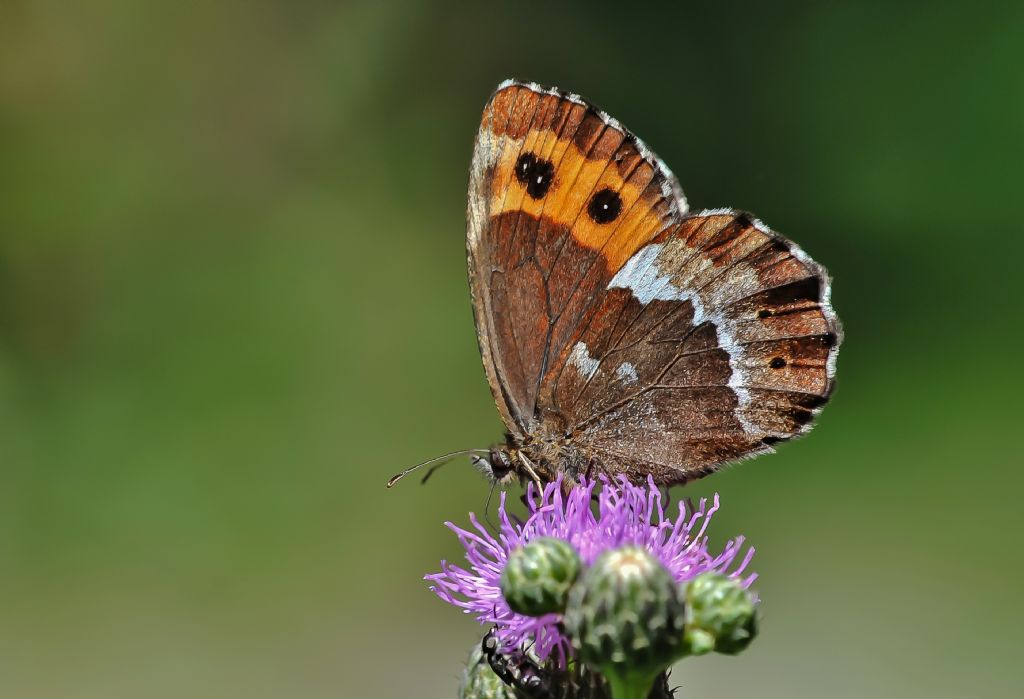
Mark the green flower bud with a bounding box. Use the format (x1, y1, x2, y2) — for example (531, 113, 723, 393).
(564, 546, 686, 699)
(683, 572, 758, 656)
(501, 537, 582, 617)
(459, 642, 516, 699)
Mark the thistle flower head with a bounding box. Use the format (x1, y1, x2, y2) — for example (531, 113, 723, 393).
(427, 476, 757, 665)
(501, 536, 582, 616)
(564, 546, 687, 694)
(683, 572, 759, 656)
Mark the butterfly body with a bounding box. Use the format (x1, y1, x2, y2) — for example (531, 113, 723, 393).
(479, 425, 588, 489)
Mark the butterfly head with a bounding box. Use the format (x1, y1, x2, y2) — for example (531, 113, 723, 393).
(386, 441, 538, 489)
(471, 445, 519, 486)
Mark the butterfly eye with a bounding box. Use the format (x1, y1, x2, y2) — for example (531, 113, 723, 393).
(587, 188, 622, 223)
(514, 152, 554, 199)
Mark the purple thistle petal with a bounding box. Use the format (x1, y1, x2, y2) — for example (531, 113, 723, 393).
(426, 475, 757, 665)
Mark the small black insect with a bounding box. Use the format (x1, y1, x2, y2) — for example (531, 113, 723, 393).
(481, 627, 552, 699)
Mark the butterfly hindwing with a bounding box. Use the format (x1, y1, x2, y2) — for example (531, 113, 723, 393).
(551, 211, 841, 483)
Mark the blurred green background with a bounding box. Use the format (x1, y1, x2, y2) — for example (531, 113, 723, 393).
(1, 1, 1021, 697)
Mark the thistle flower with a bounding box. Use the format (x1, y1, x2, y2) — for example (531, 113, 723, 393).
(683, 572, 758, 656)
(501, 536, 582, 616)
(565, 546, 687, 699)
(427, 475, 757, 665)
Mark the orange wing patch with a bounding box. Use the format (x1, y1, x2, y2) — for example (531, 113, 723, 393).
(480, 83, 685, 275)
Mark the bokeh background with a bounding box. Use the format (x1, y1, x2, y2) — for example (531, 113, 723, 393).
(1, 1, 1021, 697)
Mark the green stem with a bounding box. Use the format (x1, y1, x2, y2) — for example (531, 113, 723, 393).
(605, 670, 657, 699)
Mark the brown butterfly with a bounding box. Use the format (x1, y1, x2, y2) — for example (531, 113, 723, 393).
(389, 80, 842, 490)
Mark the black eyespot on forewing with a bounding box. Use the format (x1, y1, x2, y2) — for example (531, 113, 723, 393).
(587, 188, 622, 223)
(769, 357, 787, 369)
(526, 160, 554, 199)
(514, 152, 554, 199)
(514, 152, 536, 184)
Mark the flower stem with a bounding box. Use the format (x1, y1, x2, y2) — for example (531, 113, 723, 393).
(605, 670, 657, 699)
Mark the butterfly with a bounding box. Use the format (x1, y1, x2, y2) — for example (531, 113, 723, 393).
(389, 80, 842, 490)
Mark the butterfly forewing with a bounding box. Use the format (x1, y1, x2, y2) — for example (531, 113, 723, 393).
(468, 81, 687, 437)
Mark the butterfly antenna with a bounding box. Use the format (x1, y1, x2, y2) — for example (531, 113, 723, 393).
(386, 449, 490, 488)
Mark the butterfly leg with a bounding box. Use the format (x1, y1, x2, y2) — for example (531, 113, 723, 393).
(517, 452, 545, 492)
(482, 480, 499, 533)
(558, 473, 578, 497)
